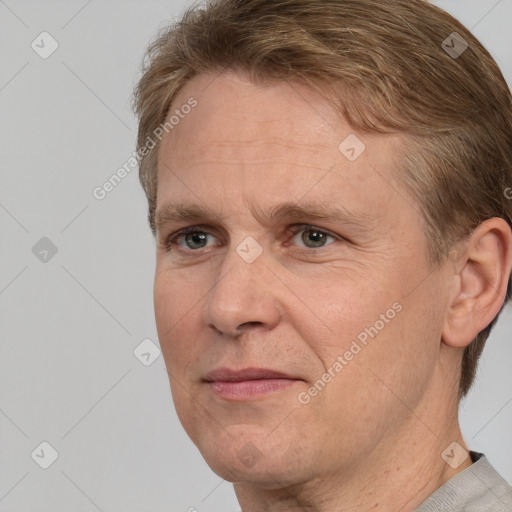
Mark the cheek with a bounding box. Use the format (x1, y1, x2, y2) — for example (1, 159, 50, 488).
(305, 269, 400, 355)
(304, 303, 438, 456)
(307, 264, 442, 422)
(339, 280, 444, 414)
(154, 271, 200, 372)
(154, 274, 206, 433)
(154, 276, 177, 343)
(154, 263, 203, 329)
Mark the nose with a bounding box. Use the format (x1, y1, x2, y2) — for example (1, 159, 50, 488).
(203, 242, 282, 338)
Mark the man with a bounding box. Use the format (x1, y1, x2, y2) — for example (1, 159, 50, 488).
(132, 0, 512, 510)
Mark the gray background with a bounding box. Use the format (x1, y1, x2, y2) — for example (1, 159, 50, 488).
(0, 0, 511, 510)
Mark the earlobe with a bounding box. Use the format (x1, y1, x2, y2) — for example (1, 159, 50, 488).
(442, 218, 512, 349)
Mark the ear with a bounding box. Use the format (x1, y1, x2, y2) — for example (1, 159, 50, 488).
(442, 218, 512, 349)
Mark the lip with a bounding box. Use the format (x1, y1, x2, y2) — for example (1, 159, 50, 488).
(203, 367, 296, 382)
(203, 367, 303, 401)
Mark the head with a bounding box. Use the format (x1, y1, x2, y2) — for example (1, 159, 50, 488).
(133, 0, 512, 486)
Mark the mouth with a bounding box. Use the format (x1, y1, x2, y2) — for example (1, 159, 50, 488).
(202, 367, 304, 401)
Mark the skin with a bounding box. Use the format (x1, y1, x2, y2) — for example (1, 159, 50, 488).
(153, 71, 512, 511)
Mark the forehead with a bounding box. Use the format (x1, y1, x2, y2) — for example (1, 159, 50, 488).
(162, 72, 341, 160)
(156, 71, 411, 224)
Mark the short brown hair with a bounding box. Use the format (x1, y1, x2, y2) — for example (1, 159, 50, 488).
(132, 0, 512, 398)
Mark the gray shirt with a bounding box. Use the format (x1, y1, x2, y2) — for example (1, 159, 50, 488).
(416, 452, 512, 511)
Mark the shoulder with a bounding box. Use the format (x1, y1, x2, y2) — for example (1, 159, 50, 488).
(416, 452, 512, 512)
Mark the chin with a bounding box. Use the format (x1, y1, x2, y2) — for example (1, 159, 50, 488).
(193, 429, 310, 487)
(205, 455, 300, 487)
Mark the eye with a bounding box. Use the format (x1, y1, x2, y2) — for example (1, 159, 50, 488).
(163, 224, 340, 254)
(165, 227, 219, 251)
(289, 225, 338, 249)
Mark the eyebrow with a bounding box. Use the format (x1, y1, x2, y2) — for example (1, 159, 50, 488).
(155, 200, 372, 231)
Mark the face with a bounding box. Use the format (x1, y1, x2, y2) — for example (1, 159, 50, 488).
(154, 71, 450, 485)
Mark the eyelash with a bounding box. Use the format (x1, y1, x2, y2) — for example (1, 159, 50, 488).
(163, 224, 340, 253)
